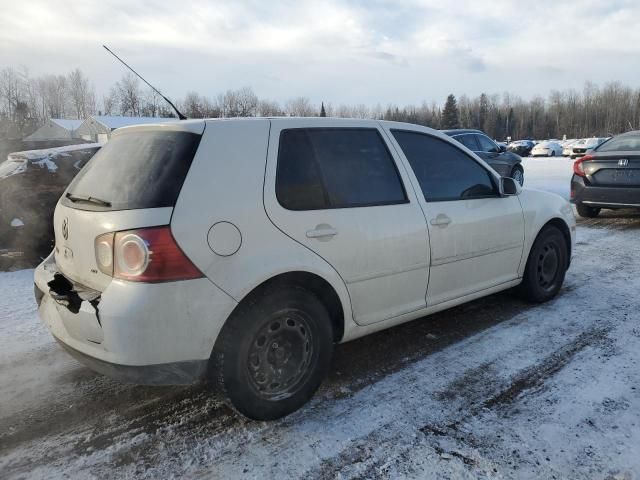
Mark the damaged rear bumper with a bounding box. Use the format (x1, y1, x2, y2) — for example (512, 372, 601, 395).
(34, 252, 238, 385)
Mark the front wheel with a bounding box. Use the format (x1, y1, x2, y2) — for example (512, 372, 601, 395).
(519, 225, 568, 303)
(510, 166, 524, 186)
(576, 204, 600, 218)
(211, 284, 334, 420)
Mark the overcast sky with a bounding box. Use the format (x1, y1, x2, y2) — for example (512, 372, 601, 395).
(1, 0, 639, 106)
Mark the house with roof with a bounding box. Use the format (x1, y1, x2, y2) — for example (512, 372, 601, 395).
(23, 119, 83, 142)
(75, 116, 175, 142)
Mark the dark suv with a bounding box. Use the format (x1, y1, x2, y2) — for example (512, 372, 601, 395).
(571, 131, 640, 217)
(442, 129, 524, 185)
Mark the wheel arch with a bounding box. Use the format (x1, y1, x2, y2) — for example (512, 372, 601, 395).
(535, 217, 572, 266)
(227, 271, 345, 343)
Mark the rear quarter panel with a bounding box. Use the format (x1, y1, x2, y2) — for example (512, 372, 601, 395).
(171, 119, 355, 340)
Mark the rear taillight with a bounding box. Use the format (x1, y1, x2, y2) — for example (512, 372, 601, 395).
(573, 154, 593, 177)
(95, 226, 202, 283)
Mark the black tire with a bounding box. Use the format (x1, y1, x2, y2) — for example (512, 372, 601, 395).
(510, 166, 525, 186)
(211, 284, 333, 420)
(519, 225, 568, 303)
(576, 203, 600, 218)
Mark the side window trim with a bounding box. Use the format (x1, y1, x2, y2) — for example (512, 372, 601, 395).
(275, 127, 410, 211)
(390, 129, 500, 202)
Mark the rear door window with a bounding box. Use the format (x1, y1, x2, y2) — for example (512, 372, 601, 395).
(392, 130, 497, 202)
(455, 134, 479, 151)
(276, 128, 407, 210)
(62, 130, 201, 211)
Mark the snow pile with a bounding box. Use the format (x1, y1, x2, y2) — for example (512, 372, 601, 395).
(0, 143, 102, 180)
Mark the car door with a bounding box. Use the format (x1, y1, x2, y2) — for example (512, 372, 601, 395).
(385, 127, 525, 306)
(263, 119, 430, 326)
(473, 134, 512, 175)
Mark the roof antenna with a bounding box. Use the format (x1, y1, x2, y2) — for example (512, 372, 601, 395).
(102, 44, 187, 120)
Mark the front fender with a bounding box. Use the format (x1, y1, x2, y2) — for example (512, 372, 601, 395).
(517, 189, 576, 275)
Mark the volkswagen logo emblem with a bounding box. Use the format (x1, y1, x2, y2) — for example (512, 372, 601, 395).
(618, 158, 629, 167)
(62, 218, 69, 240)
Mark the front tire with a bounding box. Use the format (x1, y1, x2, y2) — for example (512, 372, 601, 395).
(212, 284, 333, 420)
(576, 204, 600, 218)
(519, 225, 568, 303)
(510, 166, 524, 186)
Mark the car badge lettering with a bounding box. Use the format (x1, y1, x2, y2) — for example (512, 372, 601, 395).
(62, 218, 69, 240)
(618, 159, 629, 167)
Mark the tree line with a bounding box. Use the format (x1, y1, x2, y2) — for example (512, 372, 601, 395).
(2, 65, 640, 141)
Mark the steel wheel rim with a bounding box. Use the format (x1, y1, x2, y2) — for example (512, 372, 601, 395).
(537, 242, 560, 291)
(512, 169, 524, 185)
(247, 311, 314, 399)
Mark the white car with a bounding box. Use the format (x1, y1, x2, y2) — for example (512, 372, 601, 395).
(34, 118, 576, 420)
(562, 140, 579, 157)
(531, 141, 563, 157)
(570, 137, 609, 159)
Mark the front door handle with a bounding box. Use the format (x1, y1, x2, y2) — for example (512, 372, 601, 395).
(306, 225, 338, 239)
(430, 214, 451, 226)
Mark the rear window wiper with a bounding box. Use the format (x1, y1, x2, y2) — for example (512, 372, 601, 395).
(65, 192, 112, 207)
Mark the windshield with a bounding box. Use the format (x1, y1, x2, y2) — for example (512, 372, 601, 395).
(596, 134, 640, 152)
(63, 130, 201, 211)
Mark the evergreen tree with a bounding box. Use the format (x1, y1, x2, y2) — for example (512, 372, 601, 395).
(320, 102, 326, 117)
(441, 94, 460, 129)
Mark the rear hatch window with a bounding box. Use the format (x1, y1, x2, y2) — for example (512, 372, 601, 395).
(62, 130, 201, 211)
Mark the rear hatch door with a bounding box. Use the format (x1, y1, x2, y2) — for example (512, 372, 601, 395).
(54, 122, 204, 291)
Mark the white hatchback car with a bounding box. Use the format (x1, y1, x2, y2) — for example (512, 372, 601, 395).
(35, 118, 576, 420)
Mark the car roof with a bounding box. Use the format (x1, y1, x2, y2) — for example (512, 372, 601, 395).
(440, 129, 485, 136)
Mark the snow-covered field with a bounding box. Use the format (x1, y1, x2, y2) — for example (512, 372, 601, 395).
(1, 157, 640, 479)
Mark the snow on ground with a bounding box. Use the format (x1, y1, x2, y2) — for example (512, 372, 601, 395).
(521, 156, 574, 200)
(1, 161, 640, 479)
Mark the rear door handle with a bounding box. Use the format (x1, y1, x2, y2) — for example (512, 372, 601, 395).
(306, 226, 338, 239)
(430, 214, 451, 226)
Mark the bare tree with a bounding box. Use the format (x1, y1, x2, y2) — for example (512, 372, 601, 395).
(285, 97, 315, 117)
(116, 73, 141, 116)
(102, 87, 118, 115)
(68, 68, 94, 119)
(236, 87, 258, 116)
(257, 99, 282, 116)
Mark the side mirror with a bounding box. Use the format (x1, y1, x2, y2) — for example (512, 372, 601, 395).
(500, 176, 520, 196)
(498, 144, 507, 153)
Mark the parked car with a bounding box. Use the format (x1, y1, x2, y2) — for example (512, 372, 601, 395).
(571, 131, 640, 217)
(562, 140, 579, 157)
(531, 141, 563, 157)
(442, 129, 525, 185)
(507, 140, 535, 157)
(570, 137, 608, 159)
(35, 118, 575, 420)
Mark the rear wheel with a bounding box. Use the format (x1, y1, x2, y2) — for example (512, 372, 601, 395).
(576, 204, 600, 218)
(211, 284, 333, 420)
(519, 225, 568, 303)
